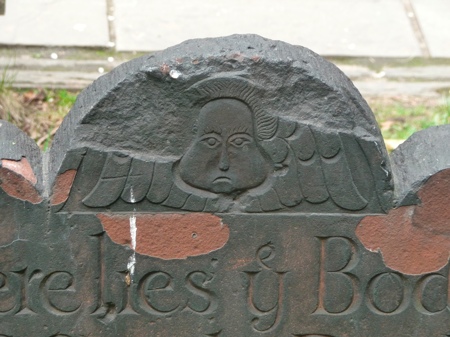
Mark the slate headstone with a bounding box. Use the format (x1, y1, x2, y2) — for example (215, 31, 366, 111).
(0, 35, 449, 337)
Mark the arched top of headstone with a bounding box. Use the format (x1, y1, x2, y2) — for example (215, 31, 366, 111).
(47, 34, 392, 213)
(0, 122, 43, 201)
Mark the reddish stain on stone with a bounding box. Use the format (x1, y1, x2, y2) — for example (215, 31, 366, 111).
(229, 53, 244, 62)
(413, 169, 450, 235)
(160, 63, 170, 75)
(231, 257, 254, 269)
(50, 169, 77, 205)
(356, 168, 450, 275)
(1, 158, 37, 184)
(0, 158, 42, 204)
(97, 213, 230, 259)
(251, 55, 261, 62)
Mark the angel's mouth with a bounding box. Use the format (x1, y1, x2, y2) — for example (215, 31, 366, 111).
(213, 177, 232, 183)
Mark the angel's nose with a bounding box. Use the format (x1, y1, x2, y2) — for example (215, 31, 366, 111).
(219, 145, 230, 171)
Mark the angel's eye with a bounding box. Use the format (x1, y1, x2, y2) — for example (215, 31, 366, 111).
(201, 135, 221, 148)
(207, 138, 217, 146)
(229, 134, 252, 147)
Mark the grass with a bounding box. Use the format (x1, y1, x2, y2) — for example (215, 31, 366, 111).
(367, 95, 450, 149)
(0, 88, 78, 150)
(0, 62, 16, 92)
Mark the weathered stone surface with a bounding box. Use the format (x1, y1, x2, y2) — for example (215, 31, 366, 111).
(357, 168, 450, 275)
(391, 124, 450, 206)
(0, 35, 449, 337)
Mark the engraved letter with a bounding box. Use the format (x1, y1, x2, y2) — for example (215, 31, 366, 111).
(138, 271, 180, 316)
(185, 271, 217, 315)
(0, 272, 16, 315)
(244, 244, 287, 333)
(366, 272, 409, 315)
(314, 237, 361, 315)
(414, 272, 448, 314)
(40, 272, 81, 315)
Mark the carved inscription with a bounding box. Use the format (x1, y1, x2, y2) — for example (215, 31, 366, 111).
(243, 244, 288, 333)
(314, 237, 361, 315)
(313, 236, 450, 316)
(41, 272, 80, 315)
(135, 270, 217, 316)
(0, 269, 79, 316)
(1, 235, 449, 326)
(414, 273, 449, 314)
(88, 233, 218, 320)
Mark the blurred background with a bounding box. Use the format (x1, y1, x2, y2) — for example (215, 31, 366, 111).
(0, 0, 449, 150)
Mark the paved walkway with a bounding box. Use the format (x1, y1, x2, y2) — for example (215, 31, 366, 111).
(1, 0, 450, 97)
(0, 0, 449, 58)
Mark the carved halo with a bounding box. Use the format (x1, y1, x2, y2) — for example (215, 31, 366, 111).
(187, 75, 278, 140)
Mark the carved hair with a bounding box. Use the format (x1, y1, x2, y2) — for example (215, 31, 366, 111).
(187, 75, 278, 140)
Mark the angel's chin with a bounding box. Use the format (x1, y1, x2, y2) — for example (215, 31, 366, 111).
(210, 179, 235, 194)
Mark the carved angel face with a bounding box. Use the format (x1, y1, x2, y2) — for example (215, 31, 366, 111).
(179, 98, 271, 194)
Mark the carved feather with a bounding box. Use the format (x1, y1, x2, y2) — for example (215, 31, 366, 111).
(311, 127, 368, 210)
(121, 158, 154, 203)
(82, 153, 131, 207)
(146, 161, 174, 204)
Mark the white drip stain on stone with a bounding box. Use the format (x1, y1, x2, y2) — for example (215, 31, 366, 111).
(127, 188, 137, 281)
(127, 214, 137, 278)
(130, 188, 136, 204)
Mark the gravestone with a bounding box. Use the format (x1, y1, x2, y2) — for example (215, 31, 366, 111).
(0, 35, 449, 337)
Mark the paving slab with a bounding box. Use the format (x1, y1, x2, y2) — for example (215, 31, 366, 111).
(114, 0, 421, 57)
(353, 79, 450, 98)
(12, 70, 100, 90)
(383, 65, 450, 81)
(412, 0, 450, 58)
(6, 57, 450, 98)
(0, 0, 109, 47)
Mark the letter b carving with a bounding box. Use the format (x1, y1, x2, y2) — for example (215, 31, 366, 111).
(314, 237, 361, 315)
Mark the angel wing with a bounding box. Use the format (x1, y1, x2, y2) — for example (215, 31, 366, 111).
(243, 119, 379, 212)
(80, 150, 222, 212)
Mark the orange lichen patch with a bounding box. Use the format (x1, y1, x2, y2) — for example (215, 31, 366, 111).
(413, 169, 450, 235)
(50, 169, 77, 205)
(97, 213, 230, 260)
(1, 158, 37, 185)
(0, 167, 42, 204)
(356, 169, 450, 275)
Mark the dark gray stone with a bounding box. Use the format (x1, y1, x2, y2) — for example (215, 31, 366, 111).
(391, 124, 450, 206)
(0, 35, 449, 337)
